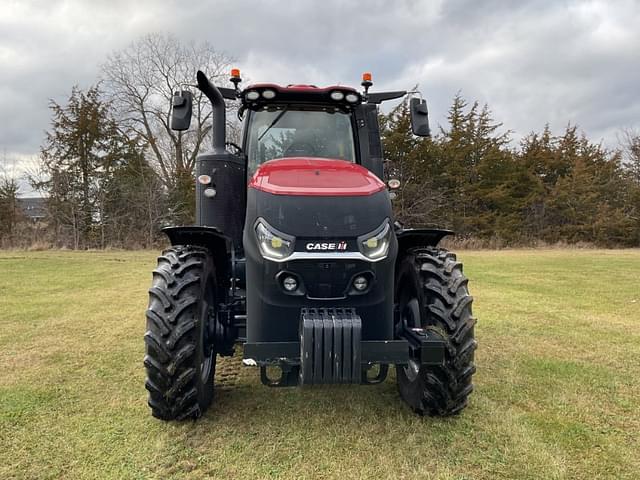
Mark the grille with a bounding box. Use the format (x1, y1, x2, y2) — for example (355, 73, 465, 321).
(290, 260, 366, 299)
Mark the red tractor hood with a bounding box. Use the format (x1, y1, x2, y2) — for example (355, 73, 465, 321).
(249, 157, 386, 196)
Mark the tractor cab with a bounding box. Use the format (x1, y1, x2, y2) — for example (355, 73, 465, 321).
(242, 95, 358, 175)
(237, 83, 379, 179)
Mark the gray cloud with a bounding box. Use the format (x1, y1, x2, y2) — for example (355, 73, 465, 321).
(2, 0, 639, 191)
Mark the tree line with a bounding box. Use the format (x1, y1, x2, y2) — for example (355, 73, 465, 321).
(0, 33, 639, 248)
(383, 96, 640, 247)
(0, 33, 233, 249)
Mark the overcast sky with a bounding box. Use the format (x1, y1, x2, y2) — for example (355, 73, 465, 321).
(2, 0, 639, 193)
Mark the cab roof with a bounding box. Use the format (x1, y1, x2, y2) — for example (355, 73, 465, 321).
(217, 82, 407, 109)
(240, 83, 363, 109)
(246, 83, 359, 94)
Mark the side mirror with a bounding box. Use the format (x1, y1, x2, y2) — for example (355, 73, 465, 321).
(170, 90, 193, 131)
(409, 97, 430, 137)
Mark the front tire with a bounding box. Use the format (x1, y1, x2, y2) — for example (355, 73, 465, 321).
(396, 247, 477, 416)
(144, 245, 216, 420)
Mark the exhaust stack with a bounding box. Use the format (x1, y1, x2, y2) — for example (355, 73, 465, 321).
(196, 70, 226, 153)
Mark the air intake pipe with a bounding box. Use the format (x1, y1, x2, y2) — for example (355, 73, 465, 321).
(196, 70, 226, 154)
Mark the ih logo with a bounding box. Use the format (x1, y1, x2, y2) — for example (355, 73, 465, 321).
(305, 241, 348, 251)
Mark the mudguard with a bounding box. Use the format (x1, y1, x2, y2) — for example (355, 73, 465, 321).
(162, 226, 232, 287)
(396, 227, 454, 254)
(163, 225, 229, 246)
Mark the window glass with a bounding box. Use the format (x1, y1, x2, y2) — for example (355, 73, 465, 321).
(247, 108, 356, 175)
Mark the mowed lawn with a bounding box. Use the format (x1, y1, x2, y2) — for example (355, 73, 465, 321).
(1, 250, 639, 479)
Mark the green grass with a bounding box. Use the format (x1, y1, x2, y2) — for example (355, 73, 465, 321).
(1, 249, 639, 479)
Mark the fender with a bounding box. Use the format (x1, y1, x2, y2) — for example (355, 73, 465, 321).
(162, 226, 232, 288)
(396, 227, 454, 254)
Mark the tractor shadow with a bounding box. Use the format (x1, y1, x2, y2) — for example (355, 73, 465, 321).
(207, 354, 465, 428)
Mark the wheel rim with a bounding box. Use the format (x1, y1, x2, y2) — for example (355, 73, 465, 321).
(401, 297, 421, 382)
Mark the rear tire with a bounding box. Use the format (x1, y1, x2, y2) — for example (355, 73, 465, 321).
(396, 247, 477, 416)
(144, 245, 216, 420)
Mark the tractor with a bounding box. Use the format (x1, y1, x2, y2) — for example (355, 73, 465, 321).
(144, 69, 477, 420)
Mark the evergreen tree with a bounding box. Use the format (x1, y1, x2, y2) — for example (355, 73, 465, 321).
(38, 85, 140, 248)
(101, 143, 167, 248)
(0, 175, 20, 241)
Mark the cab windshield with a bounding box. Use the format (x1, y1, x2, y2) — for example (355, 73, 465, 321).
(246, 108, 356, 175)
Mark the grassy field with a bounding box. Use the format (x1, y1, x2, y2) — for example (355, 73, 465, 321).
(1, 249, 639, 479)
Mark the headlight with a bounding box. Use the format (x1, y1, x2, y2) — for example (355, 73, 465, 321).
(330, 91, 345, 101)
(255, 220, 295, 261)
(358, 220, 392, 260)
(245, 90, 260, 101)
(262, 89, 276, 99)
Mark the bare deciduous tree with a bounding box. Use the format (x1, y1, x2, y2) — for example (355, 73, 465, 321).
(101, 33, 234, 194)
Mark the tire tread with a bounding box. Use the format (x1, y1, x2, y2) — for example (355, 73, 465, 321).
(144, 245, 215, 420)
(397, 246, 477, 416)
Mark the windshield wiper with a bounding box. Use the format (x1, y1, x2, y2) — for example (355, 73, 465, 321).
(258, 107, 289, 142)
